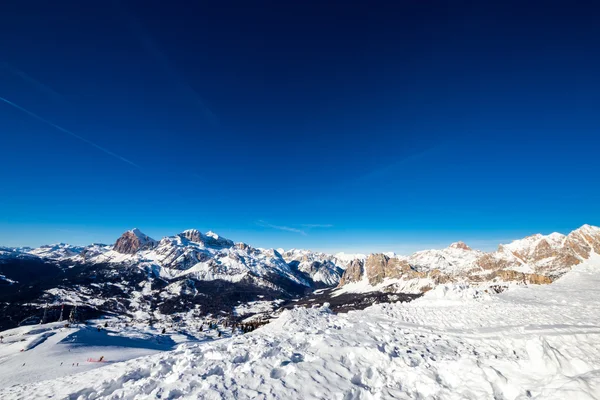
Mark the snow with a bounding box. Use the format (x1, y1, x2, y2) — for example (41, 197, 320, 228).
(4, 256, 600, 399)
(332, 252, 366, 262)
(233, 300, 283, 317)
(0, 273, 17, 284)
(130, 228, 154, 242)
(0, 322, 178, 389)
(408, 244, 482, 275)
(205, 231, 220, 239)
(26, 243, 85, 259)
(417, 283, 493, 304)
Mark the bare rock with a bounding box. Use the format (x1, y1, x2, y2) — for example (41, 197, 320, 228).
(338, 259, 364, 286)
(113, 229, 157, 254)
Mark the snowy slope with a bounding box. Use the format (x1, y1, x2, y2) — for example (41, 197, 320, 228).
(279, 249, 353, 286)
(407, 241, 483, 275)
(26, 243, 85, 259)
(0, 322, 178, 388)
(334, 252, 367, 265)
(3, 255, 600, 399)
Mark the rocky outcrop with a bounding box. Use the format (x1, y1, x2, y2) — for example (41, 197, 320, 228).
(492, 270, 553, 285)
(179, 229, 234, 248)
(565, 225, 600, 258)
(236, 242, 250, 251)
(364, 254, 390, 285)
(449, 241, 472, 251)
(203, 231, 235, 248)
(366, 255, 396, 284)
(113, 229, 157, 254)
(180, 229, 203, 243)
(363, 254, 425, 285)
(338, 259, 364, 285)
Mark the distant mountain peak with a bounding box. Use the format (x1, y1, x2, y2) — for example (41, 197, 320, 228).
(177, 229, 233, 249)
(576, 224, 599, 233)
(448, 241, 471, 251)
(114, 229, 157, 254)
(179, 229, 203, 243)
(129, 228, 153, 240)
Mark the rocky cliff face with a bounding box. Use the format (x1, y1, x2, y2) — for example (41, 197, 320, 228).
(364, 254, 416, 285)
(113, 229, 157, 254)
(338, 259, 364, 286)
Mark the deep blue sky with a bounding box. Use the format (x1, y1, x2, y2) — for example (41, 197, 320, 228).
(1, 1, 599, 253)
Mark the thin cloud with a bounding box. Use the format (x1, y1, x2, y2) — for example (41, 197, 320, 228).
(0, 96, 142, 169)
(257, 220, 307, 236)
(301, 224, 333, 228)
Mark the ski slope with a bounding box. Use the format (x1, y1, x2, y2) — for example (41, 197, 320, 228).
(2, 256, 600, 399)
(0, 321, 183, 389)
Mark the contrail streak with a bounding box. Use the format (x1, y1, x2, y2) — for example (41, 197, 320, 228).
(256, 220, 307, 236)
(0, 96, 141, 169)
(0, 62, 66, 103)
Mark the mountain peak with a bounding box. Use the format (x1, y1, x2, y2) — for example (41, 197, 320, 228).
(448, 241, 471, 251)
(114, 229, 157, 254)
(575, 224, 600, 234)
(180, 229, 203, 243)
(130, 228, 148, 238)
(177, 229, 233, 248)
(205, 231, 220, 239)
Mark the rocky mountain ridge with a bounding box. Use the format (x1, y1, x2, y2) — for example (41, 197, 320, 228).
(338, 224, 600, 293)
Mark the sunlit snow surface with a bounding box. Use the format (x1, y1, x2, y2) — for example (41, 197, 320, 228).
(3, 256, 600, 399)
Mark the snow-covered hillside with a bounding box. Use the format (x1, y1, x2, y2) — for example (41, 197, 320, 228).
(3, 255, 600, 399)
(280, 249, 351, 287)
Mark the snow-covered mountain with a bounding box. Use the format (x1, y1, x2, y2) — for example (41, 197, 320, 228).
(279, 249, 354, 287)
(5, 254, 600, 399)
(0, 229, 346, 331)
(20, 229, 344, 290)
(2, 224, 599, 332)
(338, 224, 600, 293)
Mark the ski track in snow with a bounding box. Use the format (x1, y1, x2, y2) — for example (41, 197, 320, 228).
(3, 257, 600, 399)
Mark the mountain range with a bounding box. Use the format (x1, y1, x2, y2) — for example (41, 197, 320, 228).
(1, 224, 598, 331)
(338, 224, 600, 293)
